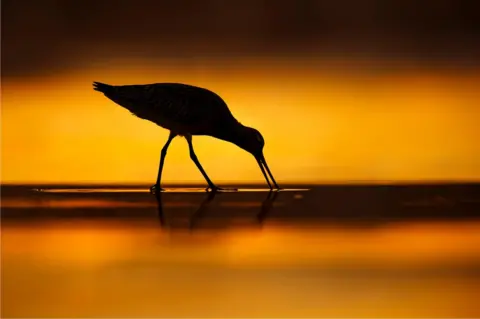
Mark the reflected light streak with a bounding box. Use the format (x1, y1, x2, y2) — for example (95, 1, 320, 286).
(32, 187, 310, 193)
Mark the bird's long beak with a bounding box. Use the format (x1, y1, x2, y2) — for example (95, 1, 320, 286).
(256, 153, 280, 190)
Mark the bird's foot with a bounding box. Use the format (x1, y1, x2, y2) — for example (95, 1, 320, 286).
(205, 185, 219, 193)
(205, 186, 238, 193)
(150, 184, 165, 194)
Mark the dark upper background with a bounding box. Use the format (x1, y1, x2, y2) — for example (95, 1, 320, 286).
(2, 0, 480, 78)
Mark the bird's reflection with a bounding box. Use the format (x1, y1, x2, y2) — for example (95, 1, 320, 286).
(155, 190, 280, 229)
(188, 191, 217, 229)
(257, 190, 279, 224)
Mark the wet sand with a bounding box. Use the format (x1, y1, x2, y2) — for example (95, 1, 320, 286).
(2, 184, 480, 318)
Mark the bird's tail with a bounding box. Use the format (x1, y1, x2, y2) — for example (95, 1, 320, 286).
(93, 81, 114, 94)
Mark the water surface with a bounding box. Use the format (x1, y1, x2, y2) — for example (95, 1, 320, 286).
(2, 184, 480, 318)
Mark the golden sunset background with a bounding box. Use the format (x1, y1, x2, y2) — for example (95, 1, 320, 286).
(2, 0, 479, 184)
(2, 2, 480, 317)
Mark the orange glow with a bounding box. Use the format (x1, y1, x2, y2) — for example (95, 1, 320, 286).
(2, 58, 479, 184)
(3, 218, 480, 318)
(3, 220, 480, 269)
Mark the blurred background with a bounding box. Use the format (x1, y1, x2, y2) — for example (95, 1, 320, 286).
(2, 1, 480, 318)
(2, 0, 479, 184)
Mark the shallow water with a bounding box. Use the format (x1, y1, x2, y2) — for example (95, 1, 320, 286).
(2, 184, 480, 318)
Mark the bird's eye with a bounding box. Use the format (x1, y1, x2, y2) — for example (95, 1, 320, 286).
(256, 132, 264, 144)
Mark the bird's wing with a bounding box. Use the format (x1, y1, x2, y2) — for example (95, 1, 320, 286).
(144, 84, 231, 128)
(106, 83, 235, 132)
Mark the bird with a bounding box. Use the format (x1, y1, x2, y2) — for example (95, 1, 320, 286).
(92, 81, 280, 193)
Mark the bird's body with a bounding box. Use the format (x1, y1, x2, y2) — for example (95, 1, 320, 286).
(93, 81, 279, 192)
(95, 82, 237, 138)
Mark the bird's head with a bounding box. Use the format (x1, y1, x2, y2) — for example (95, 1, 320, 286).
(233, 124, 279, 189)
(223, 123, 278, 189)
(235, 126, 265, 159)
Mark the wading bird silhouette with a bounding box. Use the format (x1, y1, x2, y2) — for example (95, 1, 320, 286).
(93, 82, 280, 193)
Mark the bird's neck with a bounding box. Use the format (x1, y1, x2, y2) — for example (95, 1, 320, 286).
(212, 121, 248, 146)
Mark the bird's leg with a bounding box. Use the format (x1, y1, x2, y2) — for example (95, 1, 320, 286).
(185, 135, 222, 192)
(151, 132, 176, 194)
